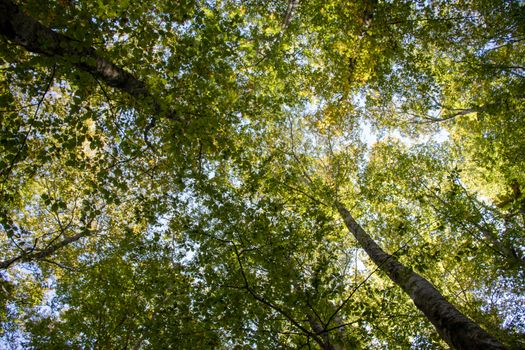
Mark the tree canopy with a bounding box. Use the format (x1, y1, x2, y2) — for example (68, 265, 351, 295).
(1, 0, 524, 349)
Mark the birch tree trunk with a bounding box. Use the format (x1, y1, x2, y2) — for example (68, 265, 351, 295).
(335, 202, 506, 350)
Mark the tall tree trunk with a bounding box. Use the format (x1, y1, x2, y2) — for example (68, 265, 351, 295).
(335, 202, 506, 350)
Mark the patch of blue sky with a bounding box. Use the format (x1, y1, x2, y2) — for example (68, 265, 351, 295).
(476, 274, 525, 333)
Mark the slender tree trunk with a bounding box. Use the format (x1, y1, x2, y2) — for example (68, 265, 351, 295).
(335, 202, 506, 350)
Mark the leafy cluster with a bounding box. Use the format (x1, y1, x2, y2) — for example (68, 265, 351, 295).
(1, 0, 524, 349)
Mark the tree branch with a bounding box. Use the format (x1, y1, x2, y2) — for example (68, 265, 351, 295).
(0, 64, 55, 181)
(324, 242, 407, 329)
(0, 228, 92, 269)
(231, 242, 324, 346)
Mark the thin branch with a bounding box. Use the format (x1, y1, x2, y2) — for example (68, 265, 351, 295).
(0, 64, 56, 181)
(414, 107, 480, 124)
(94, 76, 117, 119)
(304, 293, 324, 331)
(324, 319, 361, 333)
(276, 179, 328, 207)
(248, 0, 300, 67)
(420, 182, 512, 260)
(0, 228, 93, 269)
(324, 242, 408, 329)
(231, 242, 323, 345)
(386, 15, 481, 26)
(40, 258, 78, 272)
(143, 116, 158, 153)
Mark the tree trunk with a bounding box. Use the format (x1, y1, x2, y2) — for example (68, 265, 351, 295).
(0, 0, 173, 119)
(307, 313, 345, 350)
(335, 202, 506, 350)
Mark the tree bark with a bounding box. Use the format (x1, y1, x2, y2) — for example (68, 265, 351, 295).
(307, 313, 345, 350)
(0, 230, 90, 269)
(0, 0, 173, 118)
(335, 201, 506, 350)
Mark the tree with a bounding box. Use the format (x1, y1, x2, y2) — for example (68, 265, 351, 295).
(1, 0, 524, 349)
(336, 203, 504, 349)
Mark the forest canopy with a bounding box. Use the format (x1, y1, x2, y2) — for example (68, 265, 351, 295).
(0, 0, 524, 349)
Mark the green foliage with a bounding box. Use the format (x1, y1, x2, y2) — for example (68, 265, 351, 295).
(1, 0, 524, 349)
